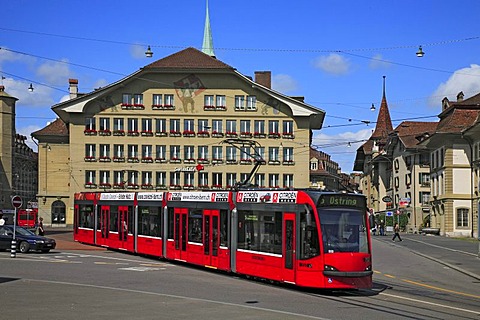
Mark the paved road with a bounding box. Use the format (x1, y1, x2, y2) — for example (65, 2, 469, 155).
(372, 233, 480, 280)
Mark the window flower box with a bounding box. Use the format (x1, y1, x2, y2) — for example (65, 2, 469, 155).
(184, 159, 195, 164)
(127, 157, 139, 163)
(121, 103, 134, 110)
(183, 185, 195, 190)
(133, 104, 145, 110)
(85, 183, 97, 189)
(197, 131, 210, 137)
(84, 156, 97, 162)
(253, 132, 266, 138)
(268, 133, 281, 139)
(126, 184, 139, 189)
(226, 159, 238, 164)
(204, 105, 215, 110)
(169, 131, 181, 137)
(98, 130, 111, 136)
(282, 133, 295, 139)
(212, 132, 224, 138)
(197, 158, 210, 164)
(283, 160, 295, 166)
(269, 186, 280, 189)
(182, 131, 195, 137)
(141, 184, 154, 190)
(198, 185, 209, 189)
(212, 159, 223, 164)
(215, 105, 227, 111)
(141, 131, 154, 137)
(240, 159, 252, 165)
(113, 130, 125, 136)
(170, 185, 181, 190)
(141, 157, 153, 163)
(240, 132, 252, 138)
(84, 129, 97, 135)
(127, 131, 139, 136)
(211, 184, 223, 190)
(99, 183, 112, 189)
(170, 158, 181, 164)
(162, 105, 175, 110)
(113, 183, 125, 189)
(113, 157, 125, 162)
(99, 157, 111, 162)
(226, 132, 237, 138)
(155, 185, 168, 190)
(155, 132, 168, 137)
(268, 160, 281, 165)
(155, 158, 167, 163)
(152, 104, 163, 110)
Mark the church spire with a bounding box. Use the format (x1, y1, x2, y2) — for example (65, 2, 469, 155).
(371, 76, 393, 141)
(202, 0, 215, 58)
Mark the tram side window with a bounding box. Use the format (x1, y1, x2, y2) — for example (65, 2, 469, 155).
(109, 207, 119, 232)
(188, 209, 203, 243)
(167, 208, 174, 240)
(79, 205, 94, 229)
(127, 206, 134, 235)
(299, 207, 319, 259)
(220, 209, 228, 247)
(138, 206, 161, 237)
(237, 210, 282, 254)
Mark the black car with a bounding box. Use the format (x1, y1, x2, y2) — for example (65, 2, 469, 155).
(0, 225, 56, 253)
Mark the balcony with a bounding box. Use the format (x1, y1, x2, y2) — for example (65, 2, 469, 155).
(240, 159, 252, 165)
(197, 158, 210, 164)
(212, 159, 224, 164)
(226, 159, 238, 165)
(113, 183, 125, 189)
(152, 104, 175, 110)
(211, 184, 223, 190)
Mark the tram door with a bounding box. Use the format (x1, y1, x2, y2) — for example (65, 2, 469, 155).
(98, 206, 110, 246)
(174, 208, 188, 261)
(118, 206, 129, 250)
(203, 210, 220, 267)
(283, 213, 296, 283)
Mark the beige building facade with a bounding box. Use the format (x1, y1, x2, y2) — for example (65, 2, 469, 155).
(33, 48, 325, 226)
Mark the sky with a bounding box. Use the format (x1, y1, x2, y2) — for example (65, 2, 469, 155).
(1, 0, 480, 173)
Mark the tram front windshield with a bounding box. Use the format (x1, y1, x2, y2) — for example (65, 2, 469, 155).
(318, 208, 369, 253)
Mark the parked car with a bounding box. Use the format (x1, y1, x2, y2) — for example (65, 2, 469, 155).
(0, 225, 56, 253)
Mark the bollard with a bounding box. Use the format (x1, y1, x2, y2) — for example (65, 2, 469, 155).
(11, 239, 16, 258)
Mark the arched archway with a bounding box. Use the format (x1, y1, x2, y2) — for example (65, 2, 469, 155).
(51, 200, 66, 225)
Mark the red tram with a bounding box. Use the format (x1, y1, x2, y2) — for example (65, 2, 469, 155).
(74, 190, 372, 289)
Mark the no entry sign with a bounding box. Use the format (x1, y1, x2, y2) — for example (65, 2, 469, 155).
(11, 195, 22, 208)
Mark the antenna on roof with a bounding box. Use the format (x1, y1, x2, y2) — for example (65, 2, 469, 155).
(202, 0, 216, 58)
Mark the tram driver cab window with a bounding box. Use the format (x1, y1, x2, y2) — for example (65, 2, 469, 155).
(299, 205, 319, 259)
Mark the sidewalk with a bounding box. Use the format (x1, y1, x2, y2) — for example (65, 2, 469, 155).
(373, 233, 480, 280)
(45, 229, 105, 251)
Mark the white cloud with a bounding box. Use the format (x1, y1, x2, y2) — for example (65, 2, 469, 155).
(312, 128, 372, 172)
(130, 44, 148, 59)
(313, 53, 351, 75)
(93, 78, 109, 89)
(0, 47, 35, 68)
(16, 125, 42, 152)
(429, 64, 480, 107)
(1, 77, 54, 107)
(36, 59, 73, 86)
(369, 54, 392, 69)
(272, 74, 298, 92)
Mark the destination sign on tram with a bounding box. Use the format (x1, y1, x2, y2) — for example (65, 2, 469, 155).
(237, 191, 298, 203)
(318, 194, 366, 209)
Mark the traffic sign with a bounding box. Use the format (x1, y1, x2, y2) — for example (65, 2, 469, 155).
(382, 196, 392, 203)
(11, 195, 22, 208)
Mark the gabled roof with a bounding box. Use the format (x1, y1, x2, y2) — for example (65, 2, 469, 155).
(31, 118, 68, 137)
(436, 109, 480, 133)
(393, 121, 438, 148)
(144, 47, 232, 70)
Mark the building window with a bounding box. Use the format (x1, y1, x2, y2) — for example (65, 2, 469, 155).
(170, 145, 181, 161)
(184, 172, 195, 189)
(142, 171, 153, 188)
(255, 147, 265, 161)
(240, 120, 251, 136)
(184, 146, 195, 161)
(405, 173, 412, 186)
(226, 146, 237, 162)
(170, 172, 181, 188)
(269, 174, 279, 188)
(283, 174, 294, 188)
(283, 147, 294, 163)
(240, 147, 251, 162)
(198, 119, 209, 134)
(170, 119, 180, 134)
(113, 171, 124, 187)
(235, 95, 245, 110)
(419, 192, 430, 205)
(419, 173, 430, 186)
(153, 94, 162, 106)
(128, 145, 139, 161)
(155, 118, 167, 135)
(85, 170, 96, 186)
(134, 94, 143, 106)
(127, 118, 138, 134)
(456, 208, 469, 228)
(99, 171, 110, 188)
(85, 117, 96, 133)
(216, 95, 226, 108)
(226, 120, 237, 135)
(268, 120, 280, 138)
(142, 145, 153, 162)
(114, 144, 124, 160)
(311, 160, 318, 170)
(246, 96, 256, 110)
(268, 147, 280, 163)
(142, 118, 153, 134)
(127, 171, 139, 188)
(113, 118, 124, 133)
(51, 200, 66, 225)
(184, 119, 195, 135)
(99, 117, 110, 132)
(212, 120, 223, 135)
(255, 173, 265, 188)
(212, 173, 223, 188)
(85, 144, 96, 160)
(155, 145, 166, 161)
(204, 95, 214, 107)
(212, 146, 223, 162)
(283, 120, 294, 136)
(198, 172, 209, 188)
(227, 173, 237, 188)
(122, 93, 132, 106)
(156, 171, 167, 188)
(99, 144, 110, 161)
(198, 146, 209, 161)
(164, 94, 174, 107)
(254, 120, 265, 137)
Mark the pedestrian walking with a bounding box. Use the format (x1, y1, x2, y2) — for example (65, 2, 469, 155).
(392, 223, 402, 242)
(379, 220, 385, 236)
(38, 217, 45, 236)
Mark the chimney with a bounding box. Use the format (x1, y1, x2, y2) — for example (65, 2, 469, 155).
(457, 91, 464, 102)
(69, 78, 78, 99)
(254, 71, 271, 89)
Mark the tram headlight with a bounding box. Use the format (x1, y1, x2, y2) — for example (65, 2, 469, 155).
(365, 265, 372, 271)
(324, 265, 338, 272)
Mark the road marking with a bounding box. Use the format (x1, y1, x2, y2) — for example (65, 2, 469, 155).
(380, 292, 480, 315)
(402, 278, 480, 299)
(119, 266, 162, 271)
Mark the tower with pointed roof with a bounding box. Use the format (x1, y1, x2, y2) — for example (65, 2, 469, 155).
(202, 0, 215, 58)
